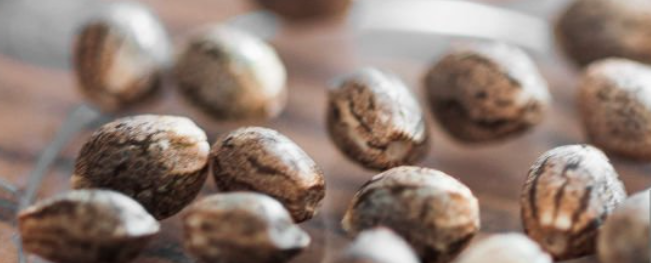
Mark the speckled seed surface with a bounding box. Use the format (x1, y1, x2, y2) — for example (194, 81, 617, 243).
(210, 127, 325, 223)
(333, 227, 420, 263)
(342, 166, 480, 263)
(327, 68, 429, 170)
(556, 0, 651, 66)
(174, 25, 287, 120)
(521, 145, 627, 260)
(598, 190, 650, 263)
(579, 58, 651, 160)
(74, 1, 171, 111)
(253, 0, 352, 21)
(453, 233, 552, 263)
(72, 115, 210, 220)
(183, 192, 310, 263)
(18, 189, 159, 263)
(424, 42, 550, 143)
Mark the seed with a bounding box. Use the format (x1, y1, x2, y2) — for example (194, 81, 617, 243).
(578, 58, 651, 160)
(556, 0, 651, 66)
(71, 115, 210, 220)
(598, 189, 650, 263)
(210, 127, 325, 223)
(73, 1, 171, 111)
(520, 144, 627, 260)
(327, 68, 429, 170)
(333, 227, 419, 263)
(18, 189, 159, 263)
(454, 233, 552, 263)
(423, 42, 550, 143)
(342, 166, 480, 263)
(174, 25, 287, 120)
(182, 192, 310, 263)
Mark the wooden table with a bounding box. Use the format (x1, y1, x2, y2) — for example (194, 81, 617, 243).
(0, 1, 649, 262)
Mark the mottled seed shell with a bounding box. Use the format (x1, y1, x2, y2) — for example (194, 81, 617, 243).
(578, 58, 651, 160)
(74, 1, 171, 111)
(174, 25, 287, 120)
(71, 115, 210, 220)
(598, 190, 650, 263)
(424, 42, 550, 143)
(453, 233, 552, 263)
(556, 0, 651, 67)
(18, 189, 159, 263)
(253, 0, 352, 21)
(333, 227, 420, 263)
(183, 192, 310, 263)
(521, 145, 627, 260)
(327, 68, 429, 170)
(342, 166, 480, 263)
(210, 127, 325, 223)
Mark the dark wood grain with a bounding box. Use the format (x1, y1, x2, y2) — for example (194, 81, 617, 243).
(0, 1, 649, 263)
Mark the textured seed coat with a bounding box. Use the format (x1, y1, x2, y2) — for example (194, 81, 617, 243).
(598, 190, 650, 263)
(521, 145, 627, 260)
(342, 166, 480, 263)
(72, 115, 210, 220)
(327, 68, 429, 170)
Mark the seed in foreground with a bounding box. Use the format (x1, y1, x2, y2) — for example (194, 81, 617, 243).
(333, 227, 419, 263)
(71, 115, 210, 220)
(183, 192, 310, 263)
(327, 68, 429, 170)
(454, 233, 552, 263)
(18, 189, 159, 263)
(520, 144, 627, 260)
(342, 166, 480, 263)
(210, 126, 325, 223)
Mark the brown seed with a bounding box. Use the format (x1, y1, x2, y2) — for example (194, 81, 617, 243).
(578, 58, 651, 160)
(174, 25, 287, 120)
(333, 227, 420, 263)
(423, 42, 550, 143)
(18, 189, 159, 263)
(253, 0, 352, 21)
(342, 166, 480, 263)
(521, 144, 627, 260)
(210, 127, 325, 223)
(598, 189, 650, 263)
(71, 115, 210, 220)
(556, 0, 651, 67)
(327, 68, 429, 170)
(183, 192, 310, 263)
(73, 2, 171, 111)
(453, 233, 552, 263)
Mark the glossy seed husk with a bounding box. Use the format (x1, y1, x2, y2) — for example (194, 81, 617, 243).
(183, 192, 310, 263)
(253, 0, 352, 21)
(327, 68, 429, 170)
(578, 58, 651, 160)
(71, 115, 210, 220)
(333, 227, 420, 263)
(454, 233, 552, 263)
(556, 0, 651, 66)
(73, 1, 171, 111)
(598, 190, 650, 263)
(424, 42, 550, 143)
(342, 166, 480, 263)
(521, 145, 627, 260)
(18, 189, 159, 263)
(174, 25, 287, 120)
(210, 127, 325, 223)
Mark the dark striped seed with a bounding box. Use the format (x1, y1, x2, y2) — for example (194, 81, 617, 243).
(520, 144, 627, 260)
(210, 127, 325, 223)
(342, 166, 480, 263)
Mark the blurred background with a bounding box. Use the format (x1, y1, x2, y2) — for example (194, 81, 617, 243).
(0, 0, 648, 263)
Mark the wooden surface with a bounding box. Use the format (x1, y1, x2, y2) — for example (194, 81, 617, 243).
(0, 1, 649, 263)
